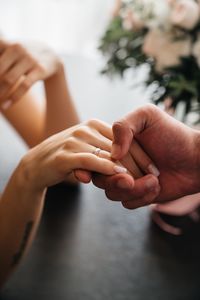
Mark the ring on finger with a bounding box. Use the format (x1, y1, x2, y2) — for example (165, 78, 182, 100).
(93, 147, 101, 157)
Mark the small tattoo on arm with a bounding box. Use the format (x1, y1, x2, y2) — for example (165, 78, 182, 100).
(11, 221, 34, 267)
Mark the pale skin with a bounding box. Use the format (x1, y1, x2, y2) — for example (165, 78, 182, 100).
(0, 119, 129, 287)
(0, 39, 80, 286)
(0, 118, 158, 288)
(0, 40, 159, 287)
(0, 40, 79, 146)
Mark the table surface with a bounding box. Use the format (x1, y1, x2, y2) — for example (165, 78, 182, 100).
(0, 55, 200, 300)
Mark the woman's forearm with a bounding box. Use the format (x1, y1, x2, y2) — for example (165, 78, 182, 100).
(1, 63, 80, 147)
(0, 118, 130, 287)
(44, 63, 80, 138)
(0, 160, 46, 288)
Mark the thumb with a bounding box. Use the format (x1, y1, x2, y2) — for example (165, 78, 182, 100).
(111, 104, 157, 160)
(74, 169, 92, 184)
(111, 120, 134, 160)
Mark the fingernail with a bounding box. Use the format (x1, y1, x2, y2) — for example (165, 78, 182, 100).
(146, 178, 157, 190)
(114, 165, 127, 174)
(1, 99, 12, 110)
(148, 164, 160, 177)
(111, 144, 121, 159)
(117, 179, 132, 189)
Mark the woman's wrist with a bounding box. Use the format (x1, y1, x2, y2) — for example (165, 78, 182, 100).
(16, 154, 46, 195)
(44, 59, 64, 84)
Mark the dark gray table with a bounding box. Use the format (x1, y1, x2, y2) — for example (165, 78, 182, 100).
(0, 55, 200, 300)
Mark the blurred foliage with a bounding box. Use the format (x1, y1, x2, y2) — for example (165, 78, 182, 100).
(99, 16, 200, 120)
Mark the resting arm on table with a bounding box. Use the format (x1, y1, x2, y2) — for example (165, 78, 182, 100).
(0, 119, 130, 288)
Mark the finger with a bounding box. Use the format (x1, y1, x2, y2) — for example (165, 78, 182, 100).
(0, 39, 8, 53)
(129, 140, 160, 177)
(0, 75, 26, 108)
(74, 124, 112, 153)
(3, 57, 35, 87)
(151, 193, 200, 216)
(69, 153, 127, 176)
(0, 44, 23, 77)
(92, 173, 135, 190)
(74, 147, 120, 183)
(0, 82, 9, 98)
(111, 104, 160, 160)
(74, 170, 92, 183)
(74, 149, 111, 183)
(89, 119, 113, 140)
(9, 67, 40, 103)
(104, 174, 160, 205)
(121, 187, 160, 209)
(128, 174, 160, 198)
(112, 119, 134, 160)
(120, 152, 143, 178)
(0, 58, 35, 104)
(151, 210, 182, 236)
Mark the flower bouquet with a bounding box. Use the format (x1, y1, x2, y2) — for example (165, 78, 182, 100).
(99, 0, 200, 122)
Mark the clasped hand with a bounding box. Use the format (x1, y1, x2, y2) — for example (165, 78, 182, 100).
(23, 104, 200, 211)
(91, 104, 200, 209)
(0, 39, 61, 109)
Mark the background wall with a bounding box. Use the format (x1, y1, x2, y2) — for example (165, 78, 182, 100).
(0, 0, 115, 56)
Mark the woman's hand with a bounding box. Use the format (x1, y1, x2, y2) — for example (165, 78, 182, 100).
(0, 39, 62, 108)
(19, 119, 128, 192)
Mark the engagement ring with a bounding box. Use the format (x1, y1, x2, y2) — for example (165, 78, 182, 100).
(93, 147, 101, 157)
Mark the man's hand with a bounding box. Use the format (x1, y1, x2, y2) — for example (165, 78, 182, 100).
(93, 104, 200, 209)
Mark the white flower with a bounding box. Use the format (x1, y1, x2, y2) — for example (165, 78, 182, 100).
(143, 29, 192, 71)
(193, 36, 200, 67)
(127, 0, 171, 29)
(170, 0, 200, 30)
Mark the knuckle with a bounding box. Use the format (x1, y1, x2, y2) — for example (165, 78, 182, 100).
(25, 56, 35, 67)
(10, 93, 18, 102)
(63, 137, 78, 150)
(112, 118, 130, 133)
(36, 64, 45, 74)
(3, 74, 15, 85)
(141, 103, 158, 117)
(79, 156, 89, 168)
(53, 152, 67, 174)
(105, 190, 118, 202)
(21, 79, 31, 91)
(121, 201, 133, 210)
(54, 152, 65, 165)
(11, 43, 23, 54)
(72, 126, 88, 138)
(112, 120, 124, 129)
(145, 103, 156, 110)
(86, 118, 101, 128)
(142, 194, 155, 206)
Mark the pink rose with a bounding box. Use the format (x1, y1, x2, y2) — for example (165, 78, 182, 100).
(112, 0, 122, 17)
(171, 0, 200, 30)
(123, 9, 144, 31)
(143, 29, 192, 72)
